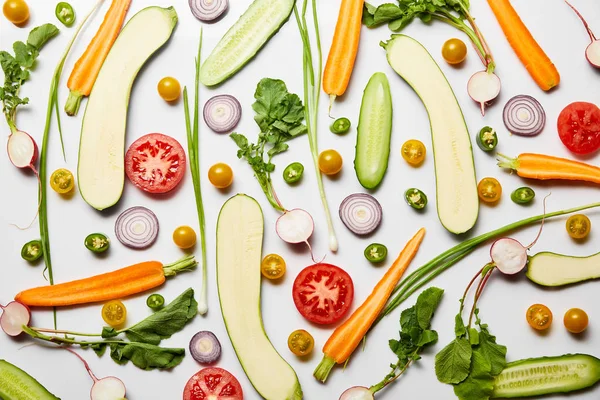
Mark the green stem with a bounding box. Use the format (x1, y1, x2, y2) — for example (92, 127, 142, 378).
(29, 327, 103, 337)
(369, 359, 414, 394)
(5, 114, 17, 134)
(162, 255, 197, 277)
(313, 355, 336, 383)
(23, 326, 122, 347)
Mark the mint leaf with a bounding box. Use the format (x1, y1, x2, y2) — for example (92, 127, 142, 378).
(27, 23, 59, 50)
(453, 348, 495, 400)
(109, 342, 185, 371)
(435, 338, 472, 384)
(416, 287, 444, 329)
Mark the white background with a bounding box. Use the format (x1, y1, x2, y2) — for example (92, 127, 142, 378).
(1, 0, 600, 399)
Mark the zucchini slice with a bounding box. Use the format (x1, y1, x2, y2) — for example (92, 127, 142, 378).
(526, 251, 600, 287)
(383, 34, 479, 234)
(0, 359, 59, 400)
(216, 194, 302, 400)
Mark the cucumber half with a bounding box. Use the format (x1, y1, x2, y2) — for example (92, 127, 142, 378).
(355, 72, 393, 189)
(492, 354, 600, 398)
(0, 359, 60, 400)
(527, 251, 600, 287)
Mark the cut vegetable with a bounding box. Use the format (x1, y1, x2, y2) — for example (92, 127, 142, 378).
(364, 243, 387, 264)
(78, 6, 178, 210)
(283, 162, 304, 184)
(476, 126, 498, 152)
(511, 187, 535, 205)
(84, 233, 110, 253)
(340, 386, 373, 400)
(114, 206, 159, 249)
(497, 153, 600, 185)
(383, 35, 478, 234)
(276, 209, 314, 244)
(146, 293, 165, 309)
(557, 102, 600, 155)
(492, 354, 600, 398)
(355, 72, 393, 189)
(200, 0, 294, 86)
(564, 1, 600, 68)
(330, 117, 351, 135)
(467, 70, 501, 115)
(0, 359, 59, 400)
(0, 301, 31, 337)
(405, 188, 427, 210)
(184, 367, 243, 400)
(21, 240, 43, 262)
(189, 331, 221, 364)
(503, 95, 546, 136)
(261, 254, 286, 280)
(288, 329, 314, 357)
(203, 94, 241, 133)
(490, 237, 528, 275)
(339, 193, 382, 235)
(216, 194, 302, 399)
(527, 250, 600, 287)
(189, 0, 228, 22)
(7, 130, 38, 171)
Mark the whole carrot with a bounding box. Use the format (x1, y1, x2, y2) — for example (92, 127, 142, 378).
(487, 0, 559, 91)
(497, 153, 600, 185)
(64, 0, 131, 116)
(15, 255, 196, 307)
(314, 228, 426, 383)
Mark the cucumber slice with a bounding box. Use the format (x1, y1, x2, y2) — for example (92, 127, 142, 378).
(492, 354, 600, 398)
(355, 72, 393, 189)
(0, 359, 60, 400)
(382, 34, 479, 234)
(200, 0, 294, 86)
(526, 251, 600, 287)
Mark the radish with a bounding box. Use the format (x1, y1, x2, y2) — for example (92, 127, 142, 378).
(7, 130, 39, 172)
(565, 1, 600, 68)
(467, 71, 501, 115)
(0, 301, 31, 336)
(340, 386, 374, 400)
(275, 209, 314, 244)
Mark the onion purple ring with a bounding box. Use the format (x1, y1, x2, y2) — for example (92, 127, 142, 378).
(339, 193, 383, 235)
(203, 94, 242, 133)
(114, 206, 159, 249)
(188, 0, 228, 22)
(189, 330, 222, 364)
(503, 95, 546, 137)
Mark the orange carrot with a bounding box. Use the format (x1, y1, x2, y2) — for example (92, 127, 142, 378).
(313, 228, 426, 382)
(497, 153, 600, 185)
(15, 256, 196, 307)
(64, 0, 131, 116)
(487, 0, 559, 91)
(322, 0, 363, 111)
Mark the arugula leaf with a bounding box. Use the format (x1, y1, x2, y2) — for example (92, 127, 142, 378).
(108, 342, 185, 370)
(27, 24, 59, 50)
(435, 337, 472, 384)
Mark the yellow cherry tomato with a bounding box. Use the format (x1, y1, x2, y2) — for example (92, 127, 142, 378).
(318, 149, 343, 175)
(526, 304, 553, 331)
(261, 253, 286, 280)
(442, 38, 467, 65)
(566, 214, 591, 240)
(157, 77, 181, 102)
(208, 163, 233, 188)
(564, 308, 589, 334)
(50, 168, 75, 194)
(172, 225, 197, 249)
(101, 300, 127, 327)
(288, 329, 314, 357)
(477, 177, 502, 203)
(3, 0, 29, 25)
(401, 139, 426, 166)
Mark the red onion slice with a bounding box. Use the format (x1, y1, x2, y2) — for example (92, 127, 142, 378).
(114, 206, 159, 249)
(503, 95, 546, 137)
(339, 193, 382, 235)
(189, 0, 228, 22)
(203, 95, 242, 134)
(189, 331, 221, 364)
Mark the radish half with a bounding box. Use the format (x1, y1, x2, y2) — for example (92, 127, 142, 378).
(339, 386, 374, 400)
(0, 301, 31, 337)
(64, 347, 126, 400)
(565, 0, 600, 68)
(467, 71, 501, 115)
(490, 238, 529, 275)
(7, 130, 38, 172)
(276, 209, 314, 244)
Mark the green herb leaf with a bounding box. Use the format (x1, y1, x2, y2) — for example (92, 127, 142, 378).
(455, 313, 467, 337)
(109, 342, 185, 370)
(101, 327, 119, 338)
(453, 348, 495, 400)
(27, 24, 60, 50)
(477, 326, 507, 376)
(435, 337, 472, 384)
(415, 287, 444, 329)
(417, 329, 438, 346)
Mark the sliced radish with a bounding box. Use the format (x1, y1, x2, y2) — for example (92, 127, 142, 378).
(189, 330, 221, 364)
(503, 95, 546, 137)
(114, 206, 159, 249)
(189, 0, 228, 22)
(565, 0, 600, 68)
(276, 209, 314, 244)
(467, 71, 501, 115)
(7, 130, 38, 170)
(339, 193, 382, 236)
(0, 301, 31, 337)
(340, 386, 374, 400)
(203, 94, 242, 133)
(90, 376, 127, 400)
(490, 238, 528, 275)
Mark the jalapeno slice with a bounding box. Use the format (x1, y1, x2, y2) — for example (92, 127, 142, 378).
(511, 187, 535, 205)
(283, 162, 304, 184)
(364, 243, 388, 263)
(21, 240, 43, 262)
(84, 233, 110, 253)
(476, 126, 498, 152)
(55, 2, 75, 26)
(330, 117, 351, 134)
(146, 294, 165, 310)
(405, 188, 428, 210)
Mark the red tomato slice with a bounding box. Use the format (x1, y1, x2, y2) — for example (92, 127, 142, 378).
(183, 367, 243, 400)
(557, 102, 600, 155)
(292, 263, 354, 325)
(125, 133, 186, 193)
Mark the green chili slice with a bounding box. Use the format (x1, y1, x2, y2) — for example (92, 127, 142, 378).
(283, 162, 304, 184)
(21, 240, 43, 262)
(405, 188, 428, 210)
(364, 243, 388, 263)
(146, 294, 165, 310)
(330, 117, 351, 134)
(55, 2, 75, 27)
(511, 187, 535, 205)
(476, 126, 498, 152)
(84, 233, 110, 253)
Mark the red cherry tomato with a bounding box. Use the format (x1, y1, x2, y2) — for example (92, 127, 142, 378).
(557, 102, 600, 155)
(292, 263, 354, 325)
(183, 367, 243, 400)
(125, 133, 186, 194)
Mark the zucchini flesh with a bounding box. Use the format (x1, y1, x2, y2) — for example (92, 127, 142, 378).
(492, 354, 600, 398)
(383, 34, 479, 234)
(200, 0, 294, 86)
(355, 72, 393, 189)
(526, 251, 600, 287)
(78, 7, 177, 210)
(0, 359, 60, 400)
(216, 195, 302, 400)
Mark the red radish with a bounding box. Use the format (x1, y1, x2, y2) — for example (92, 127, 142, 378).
(276, 208, 314, 244)
(467, 71, 501, 115)
(64, 347, 126, 400)
(7, 130, 39, 172)
(0, 301, 31, 336)
(565, 1, 600, 68)
(340, 387, 374, 400)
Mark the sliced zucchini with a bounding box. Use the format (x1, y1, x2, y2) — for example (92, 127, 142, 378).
(526, 251, 600, 287)
(355, 72, 393, 189)
(0, 359, 60, 399)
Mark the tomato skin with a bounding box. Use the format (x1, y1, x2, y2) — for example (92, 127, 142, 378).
(50, 168, 75, 194)
(564, 308, 589, 334)
(157, 77, 181, 102)
(208, 163, 234, 188)
(557, 102, 600, 155)
(566, 214, 591, 239)
(288, 329, 314, 356)
(526, 304, 553, 331)
(477, 177, 502, 203)
(102, 300, 127, 327)
(173, 226, 197, 249)
(442, 38, 467, 65)
(292, 263, 354, 325)
(125, 133, 186, 194)
(183, 367, 243, 400)
(261, 253, 286, 280)
(318, 149, 343, 175)
(401, 140, 426, 166)
(3, 0, 29, 25)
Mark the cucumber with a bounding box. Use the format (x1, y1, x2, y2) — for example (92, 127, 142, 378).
(527, 251, 600, 287)
(200, 0, 294, 86)
(216, 194, 302, 400)
(382, 35, 479, 234)
(355, 72, 393, 189)
(0, 359, 60, 399)
(78, 7, 177, 210)
(492, 354, 600, 398)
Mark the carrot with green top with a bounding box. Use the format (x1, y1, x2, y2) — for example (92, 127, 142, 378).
(497, 153, 600, 185)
